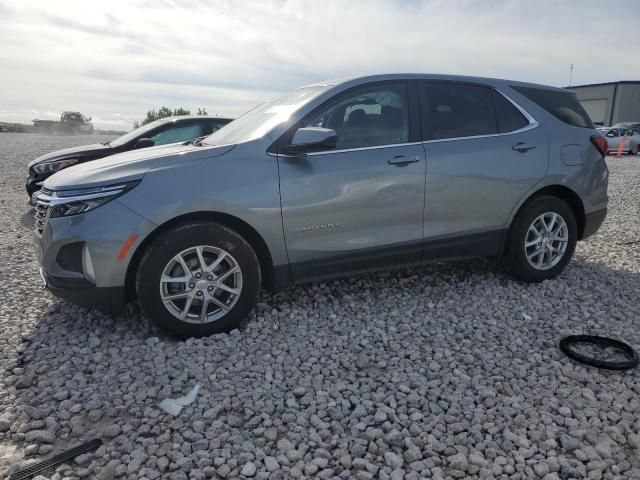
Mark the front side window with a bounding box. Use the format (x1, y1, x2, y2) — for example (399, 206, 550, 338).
(424, 82, 497, 140)
(302, 83, 409, 150)
(605, 129, 619, 138)
(153, 124, 203, 145)
(110, 119, 166, 147)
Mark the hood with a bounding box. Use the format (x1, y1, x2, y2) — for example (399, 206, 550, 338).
(44, 143, 236, 191)
(28, 143, 110, 169)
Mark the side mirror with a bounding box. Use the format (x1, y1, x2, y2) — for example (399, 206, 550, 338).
(284, 127, 337, 155)
(135, 138, 155, 148)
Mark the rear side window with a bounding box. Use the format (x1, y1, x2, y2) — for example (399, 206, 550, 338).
(512, 86, 594, 128)
(423, 82, 497, 140)
(493, 91, 529, 133)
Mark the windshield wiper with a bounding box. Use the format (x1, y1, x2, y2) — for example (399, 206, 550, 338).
(102, 141, 111, 146)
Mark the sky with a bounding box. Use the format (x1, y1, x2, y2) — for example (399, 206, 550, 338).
(1, 0, 639, 131)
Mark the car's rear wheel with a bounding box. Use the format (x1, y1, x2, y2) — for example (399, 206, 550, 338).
(504, 196, 577, 282)
(136, 221, 261, 338)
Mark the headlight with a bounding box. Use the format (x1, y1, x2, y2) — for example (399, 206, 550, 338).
(48, 181, 140, 218)
(33, 158, 79, 174)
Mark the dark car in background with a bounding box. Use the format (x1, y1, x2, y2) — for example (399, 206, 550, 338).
(26, 115, 232, 199)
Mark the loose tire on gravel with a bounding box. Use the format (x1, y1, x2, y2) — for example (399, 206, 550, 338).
(559, 335, 640, 370)
(504, 195, 577, 282)
(136, 221, 261, 338)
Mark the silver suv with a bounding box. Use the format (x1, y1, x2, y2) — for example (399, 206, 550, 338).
(33, 74, 609, 338)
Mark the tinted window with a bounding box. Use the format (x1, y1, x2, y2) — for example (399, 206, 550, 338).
(153, 124, 203, 145)
(493, 91, 529, 133)
(512, 86, 594, 128)
(303, 83, 409, 150)
(424, 82, 497, 140)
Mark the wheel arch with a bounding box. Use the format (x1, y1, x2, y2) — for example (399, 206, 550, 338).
(124, 211, 278, 301)
(501, 184, 586, 255)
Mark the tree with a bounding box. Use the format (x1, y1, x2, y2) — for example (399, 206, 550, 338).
(135, 106, 208, 127)
(139, 107, 189, 126)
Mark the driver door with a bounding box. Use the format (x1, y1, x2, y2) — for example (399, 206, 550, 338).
(277, 81, 426, 282)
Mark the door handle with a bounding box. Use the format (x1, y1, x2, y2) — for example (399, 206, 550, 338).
(512, 142, 536, 153)
(388, 155, 420, 167)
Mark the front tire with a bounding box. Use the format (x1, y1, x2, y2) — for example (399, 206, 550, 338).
(136, 221, 261, 338)
(504, 196, 577, 282)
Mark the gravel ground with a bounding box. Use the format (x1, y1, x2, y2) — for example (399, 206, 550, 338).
(0, 132, 639, 480)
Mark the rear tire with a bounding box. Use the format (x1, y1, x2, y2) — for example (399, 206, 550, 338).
(136, 221, 261, 338)
(504, 196, 577, 282)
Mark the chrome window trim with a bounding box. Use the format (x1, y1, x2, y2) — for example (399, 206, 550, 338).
(305, 141, 423, 156)
(497, 89, 539, 126)
(422, 122, 539, 145)
(271, 142, 423, 158)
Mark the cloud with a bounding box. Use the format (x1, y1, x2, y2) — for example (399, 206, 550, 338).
(0, 0, 638, 130)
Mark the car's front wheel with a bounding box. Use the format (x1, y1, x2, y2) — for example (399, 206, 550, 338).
(504, 196, 577, 282)
(136, 221, 261, 338)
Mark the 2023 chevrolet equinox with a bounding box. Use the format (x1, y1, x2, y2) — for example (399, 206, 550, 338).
(33, 74, 608, 338)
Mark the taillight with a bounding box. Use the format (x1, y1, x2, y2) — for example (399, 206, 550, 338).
(590, 135, 608, 157)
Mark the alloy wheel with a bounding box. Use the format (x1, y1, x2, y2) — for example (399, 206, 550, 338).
(524, 212, 569, 270)
(159, 245, 243, 323)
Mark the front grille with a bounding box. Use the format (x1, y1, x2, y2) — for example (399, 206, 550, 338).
(34, 188, 53, 235)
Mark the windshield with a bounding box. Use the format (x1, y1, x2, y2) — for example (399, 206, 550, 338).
(202, 86, 328, 146)
(108, 119, 167, 147)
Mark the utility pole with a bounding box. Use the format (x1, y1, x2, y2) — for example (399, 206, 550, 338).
(569, 64, 574, 86)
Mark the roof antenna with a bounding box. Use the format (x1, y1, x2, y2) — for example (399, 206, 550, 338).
(569, 64, 574, 86)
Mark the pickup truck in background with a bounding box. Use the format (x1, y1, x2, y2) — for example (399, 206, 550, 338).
(33, 111, 94, 134)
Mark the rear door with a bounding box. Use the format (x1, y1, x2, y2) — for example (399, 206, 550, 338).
(419, 81, 548, 257)
(277, 81, 426, 281)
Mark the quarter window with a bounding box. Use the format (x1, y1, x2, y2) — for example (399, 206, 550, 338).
(424, 82, 498, 140)
(493, 91, 529, 133)
(302, 83, 410, 150)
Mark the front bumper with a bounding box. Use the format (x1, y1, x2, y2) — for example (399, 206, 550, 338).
(33, 198, 156, 314)
(43, 270, 126, 315)
(582, 208, 607, 239)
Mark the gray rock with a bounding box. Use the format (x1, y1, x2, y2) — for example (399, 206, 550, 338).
(24, 430, 55, 444)
(241, 461, 257, 477)
(384, 452, 404, 469)
(264, 456, 279, 472)
(448, 453, 468, 471)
